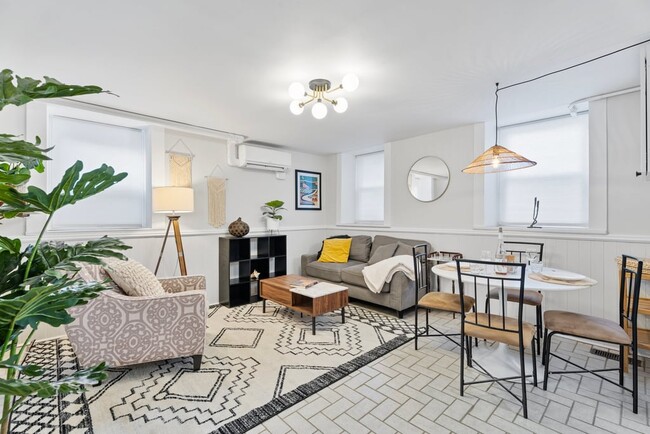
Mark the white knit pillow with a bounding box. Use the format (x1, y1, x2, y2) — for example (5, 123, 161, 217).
(103, 258, 165, 297)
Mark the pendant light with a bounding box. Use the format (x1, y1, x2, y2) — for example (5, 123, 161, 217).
(462, 83, 536, 174)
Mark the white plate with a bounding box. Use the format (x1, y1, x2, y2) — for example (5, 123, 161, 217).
(540, 268, 585, 281)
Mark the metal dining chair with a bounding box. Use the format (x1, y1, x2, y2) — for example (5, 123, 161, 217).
(485, 241, 544, 355)
(457, 258, 538, 419)
(413, 244, 475, 350)
(542, 254, 643, 414)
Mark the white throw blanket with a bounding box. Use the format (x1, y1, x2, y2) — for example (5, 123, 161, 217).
(362, 255, 415, 294)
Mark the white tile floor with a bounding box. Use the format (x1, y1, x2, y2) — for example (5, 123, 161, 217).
(250, 308, 649, 434)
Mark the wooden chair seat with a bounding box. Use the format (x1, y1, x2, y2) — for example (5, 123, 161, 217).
(465, 312, 535, 348)
(488, 288, 543, 306)
(418, 292, 475, 314)
(544, 310, 631, 345)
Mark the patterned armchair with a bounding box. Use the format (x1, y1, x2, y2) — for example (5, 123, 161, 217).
(65, 273, 206, 370)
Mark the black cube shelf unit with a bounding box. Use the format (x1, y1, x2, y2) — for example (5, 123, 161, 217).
(219, 234, 287, 307)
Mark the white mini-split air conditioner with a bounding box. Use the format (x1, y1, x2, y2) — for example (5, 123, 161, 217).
(227, 142, 292, 178)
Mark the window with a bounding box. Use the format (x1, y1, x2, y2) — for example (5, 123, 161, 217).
(355, 151, 384, 223)
(497, 113, 589, 227)
(47, 114, 151, 231)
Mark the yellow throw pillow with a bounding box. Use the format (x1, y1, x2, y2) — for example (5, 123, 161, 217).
(318, 238, 353, 263)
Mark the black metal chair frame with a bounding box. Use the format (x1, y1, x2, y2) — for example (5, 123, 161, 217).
(542, 254, 642, 414)
(457, 258, 538, 419)
(413, 244, 475, 350)
(484, 241, 544, 355)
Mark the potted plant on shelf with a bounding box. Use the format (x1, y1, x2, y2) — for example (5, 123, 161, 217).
(262, 200, 285, 232)
(0, 69, 130, 434)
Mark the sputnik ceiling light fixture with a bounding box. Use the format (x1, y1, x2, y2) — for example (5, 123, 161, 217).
(288, 73, 359, 119)
(463, 36, 650, 174)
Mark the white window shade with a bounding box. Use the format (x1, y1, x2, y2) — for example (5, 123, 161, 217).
(48, 115, 150, 230)
(498, 114, 589, 227)
(355, 151, 384, 222)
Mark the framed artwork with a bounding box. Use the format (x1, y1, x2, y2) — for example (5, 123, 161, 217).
(295, 170, 322, 210)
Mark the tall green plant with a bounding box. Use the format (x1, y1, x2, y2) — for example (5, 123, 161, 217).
(0, 69, 130, 434)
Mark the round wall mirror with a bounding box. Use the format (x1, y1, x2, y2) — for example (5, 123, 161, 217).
(407, 157, 450, 202)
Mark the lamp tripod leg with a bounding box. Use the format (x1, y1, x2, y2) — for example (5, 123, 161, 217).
(171, 216, 188, 276)
(154, 217, 173, 275)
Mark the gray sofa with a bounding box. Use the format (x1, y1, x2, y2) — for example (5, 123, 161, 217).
(300, 235, 431, 317)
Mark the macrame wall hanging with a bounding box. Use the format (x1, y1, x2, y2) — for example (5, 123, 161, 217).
(206, 164, 227, 228)
(167, 139, 194, 187)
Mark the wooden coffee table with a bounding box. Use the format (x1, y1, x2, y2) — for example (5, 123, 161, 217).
(259, 274, 348, 335)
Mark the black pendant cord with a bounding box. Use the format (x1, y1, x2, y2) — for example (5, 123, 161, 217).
(498, 37, 650, 93)
(492, 37, 650, 148)
(495, 83, 499, 145)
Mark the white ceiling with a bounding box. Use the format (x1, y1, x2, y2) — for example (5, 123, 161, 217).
(2, 0, 650, 153)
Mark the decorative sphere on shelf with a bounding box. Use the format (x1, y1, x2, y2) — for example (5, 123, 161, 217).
(228, 217, 250, 237)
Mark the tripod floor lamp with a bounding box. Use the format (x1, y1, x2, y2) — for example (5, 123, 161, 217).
(153, 187, 194, 276)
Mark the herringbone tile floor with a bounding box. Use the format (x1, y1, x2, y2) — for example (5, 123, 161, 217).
(250, 308, 649, 434)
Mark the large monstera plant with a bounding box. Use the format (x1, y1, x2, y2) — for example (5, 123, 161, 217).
(0, 69, 131, 434)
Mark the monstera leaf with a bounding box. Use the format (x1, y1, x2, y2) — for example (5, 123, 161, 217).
(0, 134, 50, 170)
(0, 69, 106, 111)
(0, 161, 127, 218)
(0, 280, 106, 333)
(0, 363, 106, 398)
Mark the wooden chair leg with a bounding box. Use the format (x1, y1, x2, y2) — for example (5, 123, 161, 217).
(192, 354, 203, 371)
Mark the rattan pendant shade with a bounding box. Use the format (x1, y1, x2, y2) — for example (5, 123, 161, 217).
(462, 144, 537, 174)
(463, 83, 537, 174)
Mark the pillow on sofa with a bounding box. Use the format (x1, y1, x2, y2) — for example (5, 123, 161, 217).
(318, 238, 353, 263)
(103, 258, 165, 297)
(349, 235, 372, 262)
(368, 243, 398, 265)
(75, 262, 123, 294)
(317, 234, 350, 259)
(394, 241, 415, 257)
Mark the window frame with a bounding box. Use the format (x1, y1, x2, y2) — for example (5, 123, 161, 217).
(354, 150, 385, 224)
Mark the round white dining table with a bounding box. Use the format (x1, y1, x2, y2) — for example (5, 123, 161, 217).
(432, 262, 596, 381)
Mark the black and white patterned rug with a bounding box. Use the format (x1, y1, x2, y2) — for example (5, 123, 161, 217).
(11, 302, 414, 434)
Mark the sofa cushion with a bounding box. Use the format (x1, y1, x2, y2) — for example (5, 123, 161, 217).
(370, 235, 428, 258)
(368, 243, 398, 265)
(341, 264, 390, 293)
(349, 235, 372, 262)
(305, 260, 364, 282)
(318, 238, 353, 263)
(103, 258, 165, 297)
(394, 241, 415, 258)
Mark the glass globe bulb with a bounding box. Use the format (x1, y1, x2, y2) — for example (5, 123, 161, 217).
(288, 82, 305, 99)
(311, 101, 327, 119)
(289, 100, 304, 115)
(341, 73, 359, 92)
(333, 97, 348, 113)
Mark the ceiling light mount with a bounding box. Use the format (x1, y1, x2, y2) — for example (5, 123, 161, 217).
(289, 73, 358, 119)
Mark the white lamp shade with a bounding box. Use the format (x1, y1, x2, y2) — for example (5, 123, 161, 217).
(153, 187, 194, 213)
(289, 100, 304, 115)
(312, 101, 328, 119)
(333, 97, 348, 113)
(341, 73, 359, 92)
(288, 82, 305, 99)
